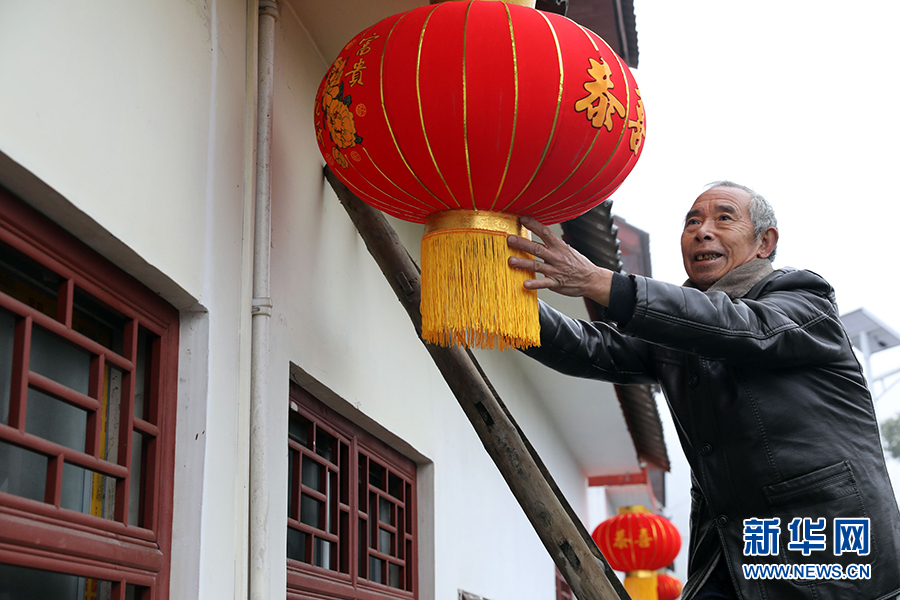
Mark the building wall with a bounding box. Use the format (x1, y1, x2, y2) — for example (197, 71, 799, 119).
(0, 1, 606, 599)
(0, 1, 252, 598)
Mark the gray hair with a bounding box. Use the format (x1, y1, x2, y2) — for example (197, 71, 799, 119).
(706, 180, 778, 261)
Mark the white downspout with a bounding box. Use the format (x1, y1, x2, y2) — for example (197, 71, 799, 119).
(251, 1, 279, 599)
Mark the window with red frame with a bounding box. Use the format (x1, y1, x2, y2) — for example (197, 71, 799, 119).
(287, 383, 417, 600)
(556, 569, 574, 600)
(0, 187, 179, 599)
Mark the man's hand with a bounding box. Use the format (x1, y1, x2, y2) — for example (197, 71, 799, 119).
(507, 216, 614, 307)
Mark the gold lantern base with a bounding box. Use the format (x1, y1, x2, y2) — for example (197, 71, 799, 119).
(420, 210, 539, 350)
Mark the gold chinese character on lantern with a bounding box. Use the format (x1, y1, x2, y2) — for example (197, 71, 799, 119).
(636, 527, 652, 548)
(627, 89, 645, 153)
(613, 528, 632, 549)
(345, 59, 367, 87)
(575, 57, 626, 132)
(357, 33, 380, 56)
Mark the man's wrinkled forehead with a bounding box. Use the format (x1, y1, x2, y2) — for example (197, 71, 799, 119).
(684, 202, 740, 222)
(684, 186, 751, 222)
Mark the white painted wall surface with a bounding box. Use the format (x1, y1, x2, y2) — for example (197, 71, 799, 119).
(0, 1, 252, 599)
(0, 0, 222, 302)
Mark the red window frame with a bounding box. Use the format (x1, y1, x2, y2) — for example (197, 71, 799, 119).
(287, 383, 418, 600)
(0, 186, 179, 598)
(556, 569, 573, 600)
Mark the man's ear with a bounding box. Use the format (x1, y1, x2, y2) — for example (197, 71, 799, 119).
(757, 227, 779, 259)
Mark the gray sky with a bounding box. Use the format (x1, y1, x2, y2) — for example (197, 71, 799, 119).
(609, 0, 900, 583)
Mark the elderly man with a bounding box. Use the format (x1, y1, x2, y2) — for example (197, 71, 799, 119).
(508, 182, 900, 600)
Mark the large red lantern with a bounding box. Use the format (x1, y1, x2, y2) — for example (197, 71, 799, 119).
(657, 573, 683, 600)
(592, 506, 681, 600)
(315, 0, 645, 349)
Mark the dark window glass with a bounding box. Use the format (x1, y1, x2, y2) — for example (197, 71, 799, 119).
(29, 326, 91, 395)
(0, 310, 14, 424)
(72, 286, 126, 355)
(0, 240, 60, 316)
(0, 563, 147, 600)
(0, 440, 47, 501)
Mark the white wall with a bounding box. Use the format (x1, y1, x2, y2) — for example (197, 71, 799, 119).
(0, 0, 227, 301)
(0, 1, 252, 598)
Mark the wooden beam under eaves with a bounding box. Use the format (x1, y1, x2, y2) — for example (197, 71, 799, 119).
(589, 470, 648, 487)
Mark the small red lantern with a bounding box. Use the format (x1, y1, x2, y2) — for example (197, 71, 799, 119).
(592, 506, 681, 600)
(657, 573, 683, 600)
(315, 0, 644, 349)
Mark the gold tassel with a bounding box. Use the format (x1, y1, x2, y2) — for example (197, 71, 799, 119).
(624, 571, 659, 600)
(420, 211, 539, 350)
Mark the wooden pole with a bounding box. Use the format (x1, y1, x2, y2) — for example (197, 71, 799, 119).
(325, 167, 630, 600)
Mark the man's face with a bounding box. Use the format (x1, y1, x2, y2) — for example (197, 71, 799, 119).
(681, 186, 764, 290)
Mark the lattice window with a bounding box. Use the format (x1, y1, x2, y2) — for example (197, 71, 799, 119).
(288, 410, 351, 571)
(0, 187, 179, 599)
(357, 450, 415, 589)
(287, 383, 417, 600)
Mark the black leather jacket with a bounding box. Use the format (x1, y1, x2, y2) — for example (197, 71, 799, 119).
(526, 268, 900, 600)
